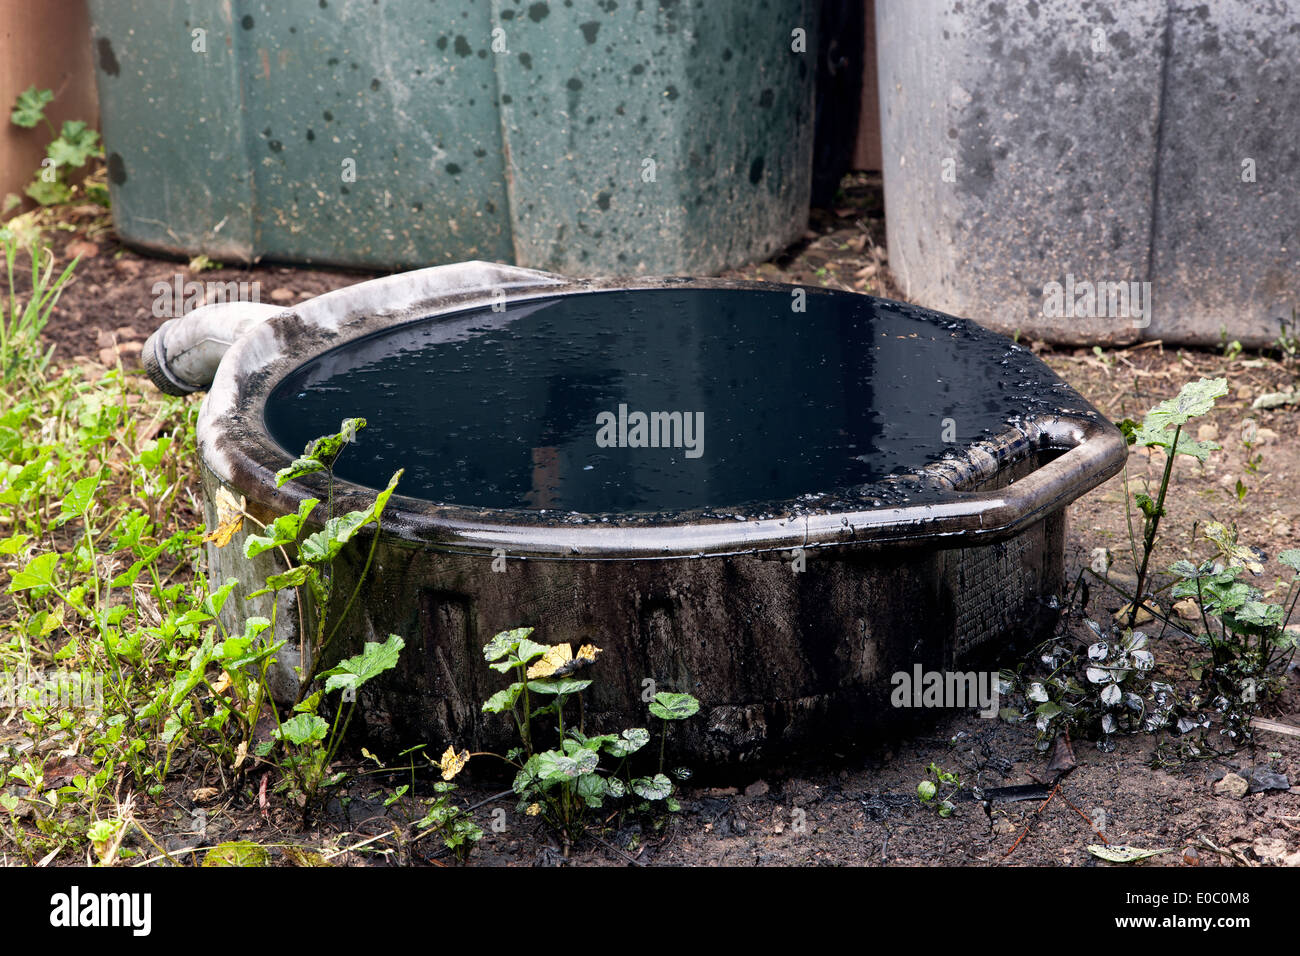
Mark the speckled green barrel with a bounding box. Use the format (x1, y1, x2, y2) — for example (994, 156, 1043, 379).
(86, 0, 816, 274)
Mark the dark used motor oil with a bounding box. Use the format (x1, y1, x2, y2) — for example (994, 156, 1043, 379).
(264, 288, 1066, 514)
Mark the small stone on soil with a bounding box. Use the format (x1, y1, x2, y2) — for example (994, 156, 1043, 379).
(1252, 836, 1289, 865)
(1114, 601, 1158, 625)
(1213, 772, 1249, 798)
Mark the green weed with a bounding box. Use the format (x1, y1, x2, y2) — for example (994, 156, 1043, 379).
(477, 627, 698, 854)
(6, 86, 107, 210)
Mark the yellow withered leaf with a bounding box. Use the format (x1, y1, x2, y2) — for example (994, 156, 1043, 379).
(203, 518, 242, 548)
(214, 486, 244, 522)
(203, 487, 245, 548)
(525, 803, 542, 816)
(527, 642, 602, 679)
(527, 643, 572, 679)
(439, 745, 470, 781)
(211, 670, 232, 695)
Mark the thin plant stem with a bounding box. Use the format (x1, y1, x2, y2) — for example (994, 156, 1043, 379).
(1128, 423, 1182, 628)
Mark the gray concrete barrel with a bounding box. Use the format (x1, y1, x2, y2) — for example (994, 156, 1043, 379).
(876, 0, 1299, 347)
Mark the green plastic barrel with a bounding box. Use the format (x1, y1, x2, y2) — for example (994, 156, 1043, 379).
(87, 0, 817, 274)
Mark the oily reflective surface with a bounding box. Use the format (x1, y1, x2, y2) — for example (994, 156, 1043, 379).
(265, 288, 1061, 514)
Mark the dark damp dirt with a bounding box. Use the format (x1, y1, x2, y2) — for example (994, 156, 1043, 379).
(19, 176, 1300, 866)
(20, 204, 377, 371)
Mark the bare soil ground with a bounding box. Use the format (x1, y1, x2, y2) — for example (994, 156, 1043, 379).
(17, 177, 1300, 867)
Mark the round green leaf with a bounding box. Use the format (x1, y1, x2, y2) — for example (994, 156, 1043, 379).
(603, 727, 650, 758)
(648, 691, 700, 721)
(527, 677, 592, 696)
(274, 713, 328, 746)
(631, 773, 673, 801)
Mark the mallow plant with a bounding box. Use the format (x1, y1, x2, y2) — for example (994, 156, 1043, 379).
(473, 627, 698, 853)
